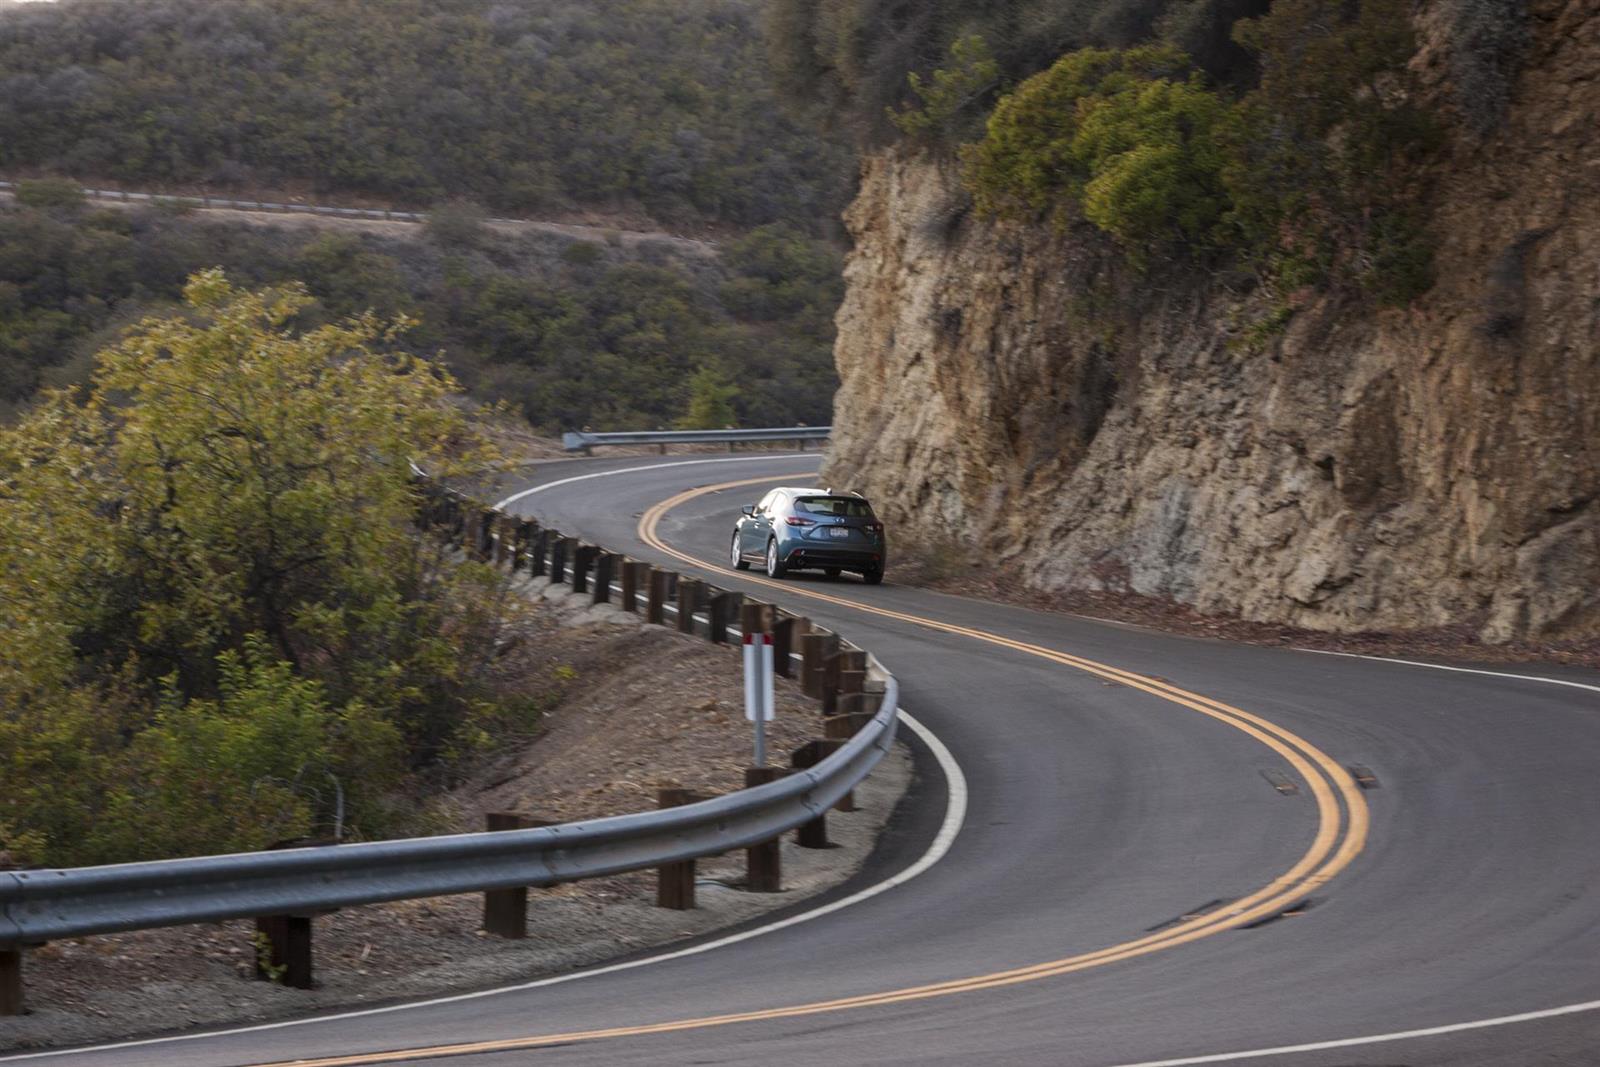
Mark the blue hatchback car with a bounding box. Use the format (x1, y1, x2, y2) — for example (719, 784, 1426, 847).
(731, 487, 886, 584)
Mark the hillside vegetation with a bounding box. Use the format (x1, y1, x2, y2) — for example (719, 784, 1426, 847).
(771, 0, 1528, 305)
(0, 0, 852, 232)
(0, 191, 842, 429)
(0, 0, 850, 429)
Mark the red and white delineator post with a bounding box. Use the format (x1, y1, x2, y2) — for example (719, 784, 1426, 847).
(743, 629, 776, 766)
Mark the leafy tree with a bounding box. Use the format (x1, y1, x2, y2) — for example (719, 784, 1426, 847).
(1072, 76, 1231, 250)
(678, 365, 738, 429)
(87, 639, 401, 859)
(890, 35, 1001, 144)
(0, 271, 507, 864)
(964, 46, 1204, 224)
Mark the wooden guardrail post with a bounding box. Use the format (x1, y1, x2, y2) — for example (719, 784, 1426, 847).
(743, 766, 785, 892)
(571, 545, 597, 594)
(253, 836, 338, 989)
(254, 914, 314, 989)
(493, 513, 513, 568)
(830, 650, 866, 717)
(820, 707, 870, 812)
(820, 652, 841, 715)
(739, 601, 772, 640)
(621, 561, 645, 613)
(677, 578, 702, 635)
(253, 837, 343, 989)
(551, 536, 574, 584)
(476, 509, 497, 562)
(656, 788, 700, 909)
(709, 590, 743, 644)
(593, 553, 620, 605)
(800, 633, 827, 697)
(824, 712, 874, 739)
(790, 740, 846, 847)
(513, 520, 536, 572)
(529, 528, 549, 577)
(0, 948, 22, 1016)
(836, 692, 872, 715)
(647, 568, 671, 624)
(773, 615, 807, 678)
(482, 812, 554, 939)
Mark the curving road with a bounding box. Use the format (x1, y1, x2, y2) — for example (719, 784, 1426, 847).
(12, 453, 1600, 1066)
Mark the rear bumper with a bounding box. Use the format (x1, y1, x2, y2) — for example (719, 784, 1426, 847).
(781, 544, 885, 571)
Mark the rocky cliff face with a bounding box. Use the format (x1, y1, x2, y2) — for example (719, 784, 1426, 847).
(824, 0, 1599, 642)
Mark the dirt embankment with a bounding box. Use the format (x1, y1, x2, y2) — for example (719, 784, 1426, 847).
(0, 577, 912, 1052)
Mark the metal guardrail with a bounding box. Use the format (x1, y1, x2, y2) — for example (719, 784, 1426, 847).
(562, 427, 830, 453)
(0, 675, 895, 946)
(0, 482, 896, 956)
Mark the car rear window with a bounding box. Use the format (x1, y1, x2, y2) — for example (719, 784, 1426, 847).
(794, 496, 874, 518)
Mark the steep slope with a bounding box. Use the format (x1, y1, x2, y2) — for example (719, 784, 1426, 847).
(825, 0, 1598, 642)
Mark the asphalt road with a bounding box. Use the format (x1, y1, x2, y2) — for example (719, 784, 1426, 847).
(16, 453, 1600, 1067)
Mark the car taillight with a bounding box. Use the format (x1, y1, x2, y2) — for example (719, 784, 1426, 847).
(867, 523, 884, 534)
(785, 516, 815, 527)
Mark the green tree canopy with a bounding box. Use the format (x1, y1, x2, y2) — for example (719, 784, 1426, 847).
(0, 271, 507, 865)
(678, 365, 738, 430)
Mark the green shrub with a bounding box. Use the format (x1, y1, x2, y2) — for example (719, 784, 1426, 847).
(678, 365, 738, 430)
(14, 178, 85, 210)
(966, 45, 1228, 253)
(1362, 208, 1436, 307)
(890, 36, 1001, 144)
(87, 640, 393, 860)
(425, 199, 489, 249)
(1073, 77, 1231, 249)
(965, 0, 1439, 303)
(0, 272, 512, 865)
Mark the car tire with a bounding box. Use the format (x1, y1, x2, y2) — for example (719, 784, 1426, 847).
(862, 566, 884, 585)
(824, 567, 842, 578)
(765, 538, 787, 579)
(731, 532, 750, 571)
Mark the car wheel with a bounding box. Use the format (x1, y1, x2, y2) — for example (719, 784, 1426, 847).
(731, 532, 750, 571)
(862, 566, 884, 585)
(765, 538, 787, 579)
(824, 567, 842, 578)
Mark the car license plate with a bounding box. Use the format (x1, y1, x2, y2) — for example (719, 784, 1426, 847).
(829, 527, 850, 539)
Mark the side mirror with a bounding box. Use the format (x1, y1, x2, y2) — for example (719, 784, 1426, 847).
(741, 505, 756, 517)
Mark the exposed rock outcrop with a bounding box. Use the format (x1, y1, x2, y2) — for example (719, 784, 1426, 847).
(825, 0, 1599, 642)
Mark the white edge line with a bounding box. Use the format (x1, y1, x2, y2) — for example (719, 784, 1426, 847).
(0, 453, 962, 1064)
(1295, 648, 1600, 695)
(1105, 998, 1600, 1067)
(493, 459, 1600, 1067)
(492, 453, 822, 511)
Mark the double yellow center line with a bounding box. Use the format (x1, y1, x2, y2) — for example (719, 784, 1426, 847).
(255, 475, 1367, 1066)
